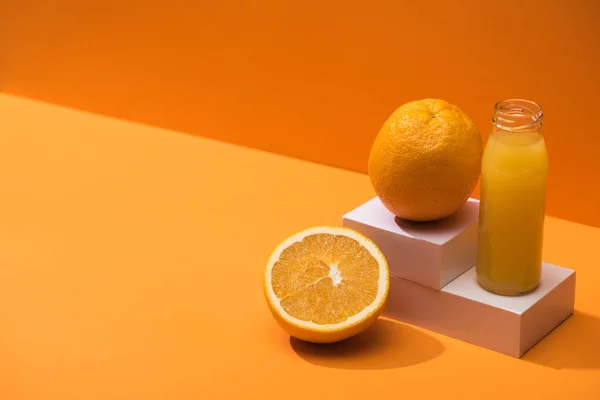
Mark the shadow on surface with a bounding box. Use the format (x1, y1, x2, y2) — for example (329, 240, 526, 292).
(394, 216, 449, 240)
(393, 200, 478, 240)
(290, 318, 444, 370)
(523, 311, 600, 369)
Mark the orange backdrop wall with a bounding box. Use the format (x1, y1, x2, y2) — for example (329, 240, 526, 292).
(2, 0, 599, 226)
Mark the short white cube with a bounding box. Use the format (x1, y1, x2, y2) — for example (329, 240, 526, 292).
(342, 197, 479, 290)
(384, 263, 576, 358)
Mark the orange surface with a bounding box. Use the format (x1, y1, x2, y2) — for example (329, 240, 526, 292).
(2, 0, 600, 227)
(1, 94, 599, 399)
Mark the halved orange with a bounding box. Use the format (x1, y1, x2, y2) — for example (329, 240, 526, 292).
(264, 226, 389, 343)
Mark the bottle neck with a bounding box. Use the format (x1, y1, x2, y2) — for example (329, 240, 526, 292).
(492, 99, 544, 136)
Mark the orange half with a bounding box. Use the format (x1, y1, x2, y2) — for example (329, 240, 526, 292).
(264, 226, 389, 343)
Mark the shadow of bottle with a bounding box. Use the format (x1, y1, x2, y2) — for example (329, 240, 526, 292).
(290, 317, 444, 370)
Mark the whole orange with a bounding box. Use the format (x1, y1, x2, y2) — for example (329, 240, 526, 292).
(368, 99, 482, 221)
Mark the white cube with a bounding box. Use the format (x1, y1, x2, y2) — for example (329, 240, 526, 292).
(342, 197, 479, 290)
(384, 263, 576, 358)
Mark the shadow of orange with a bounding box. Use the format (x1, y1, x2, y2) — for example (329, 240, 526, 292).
(523, 311, 600, 369)
(290, 318, 444, 370)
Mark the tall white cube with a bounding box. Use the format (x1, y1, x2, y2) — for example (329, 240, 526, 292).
(342, 197, 479, 290)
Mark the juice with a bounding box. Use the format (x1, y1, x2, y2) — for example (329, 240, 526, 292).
(476, 100, 548, 295)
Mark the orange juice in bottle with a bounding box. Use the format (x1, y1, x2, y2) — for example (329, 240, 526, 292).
(476, 99, 548, 295)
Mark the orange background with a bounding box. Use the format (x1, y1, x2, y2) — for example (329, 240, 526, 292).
(2, 3, 600, 398)
(2, 1, 600, 226)
(1, 94, 599, 399)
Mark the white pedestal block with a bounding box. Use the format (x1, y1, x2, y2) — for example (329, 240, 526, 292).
(384, 264, 576, 358)
(342, 197, 479, 290)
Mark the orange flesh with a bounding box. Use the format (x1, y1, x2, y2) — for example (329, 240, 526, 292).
(271, 233, 379, 324)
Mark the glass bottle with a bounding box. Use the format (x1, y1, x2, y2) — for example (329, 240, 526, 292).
(476, 99, 548, 295)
